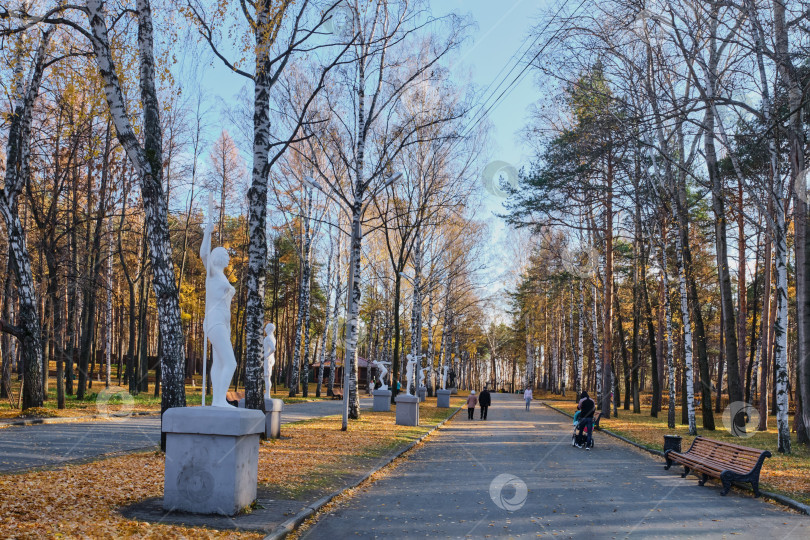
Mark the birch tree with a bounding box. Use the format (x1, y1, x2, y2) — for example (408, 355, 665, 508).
(301, 0, 467, 423)
(0, 25, 52, 410)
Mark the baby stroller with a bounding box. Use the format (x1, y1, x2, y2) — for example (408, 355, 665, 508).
(571, 411, 594, 449)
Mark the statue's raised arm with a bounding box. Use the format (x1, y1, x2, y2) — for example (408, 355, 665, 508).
(200, 216, 213, 271)
(201, 197, 237, 408)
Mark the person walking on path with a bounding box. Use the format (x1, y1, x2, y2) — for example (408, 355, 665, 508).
(576, 391, 595, 449)
(524, 387, 533, 410)
(478, 386, 491, 420)
(466, 391, 478, 419)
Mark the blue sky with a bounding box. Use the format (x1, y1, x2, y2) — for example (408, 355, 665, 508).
(187, 0, 552, 312)
(440, 0, 552, 303)
(438, 0, 547, 174)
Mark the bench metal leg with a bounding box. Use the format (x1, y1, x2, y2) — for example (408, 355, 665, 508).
(663, 450, 673, 470)
(720, 471, 733, 496)
(698, 473, 709, 486)
(681, 466, 690, 478)
(751, 480, 761, 497)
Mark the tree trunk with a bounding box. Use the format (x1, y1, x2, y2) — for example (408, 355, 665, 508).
(86, 0, 186, 436)
(673, 213, 696, 435)
(0, 29, 52, 410)
(773, 0, 806, 450)
(601, 159, 614, 417)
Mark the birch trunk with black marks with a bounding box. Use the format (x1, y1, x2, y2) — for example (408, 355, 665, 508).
(0, 28, 51, 410)
(673, 215, 696, 435)
(410, 226, 423, 370)
(316, 233, 334, 397)
(342, 209, 363, 426)
(86, 0, 186, 423)
(660, 242, 677, 429)
(289, 198, 313, 397)
(328, 234, 342, 396)
(425, 293, 435, 395)
(774, 203, 791, 453)
(772, 1, 805, 450)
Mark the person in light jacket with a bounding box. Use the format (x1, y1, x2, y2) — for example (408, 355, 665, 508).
(466, 390, 478, 419)
(524, 387, 533, 411)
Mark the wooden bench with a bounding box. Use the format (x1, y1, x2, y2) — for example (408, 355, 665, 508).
(664, 436, 771, 497)
(331, 392, 343, 400)
(225, 391, 245, 407)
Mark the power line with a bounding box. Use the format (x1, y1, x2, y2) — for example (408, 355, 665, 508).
(459, 0, 588, 142)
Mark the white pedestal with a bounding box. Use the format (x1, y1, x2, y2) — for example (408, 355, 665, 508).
(417, 387, 426, 402)
(238, 397, 284, 439)
(450, 387, 458, 395)
(162, 406, 265, 516)
(437, 389, 451, 408)
(265, 398, 284, 439)
(395, 394, 419, 426)
(373, 389, 392, 412)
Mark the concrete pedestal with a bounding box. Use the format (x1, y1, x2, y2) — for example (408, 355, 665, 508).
(450, 387, 458, 395)
(162, 406, 265, 516)
(417, 387, 426, 402)
(264, 398, 284, 439)
(395, 394, 419, 426)
(437, 389, 451, 408)
(237, 397, 284, 439)
(373, 389, 392, 412)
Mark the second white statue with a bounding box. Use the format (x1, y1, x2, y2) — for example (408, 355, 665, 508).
(264, 323, 276, 400)
(201, 219, 237, 408)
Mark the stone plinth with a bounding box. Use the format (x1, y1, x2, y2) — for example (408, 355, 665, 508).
(265, 398, 284, 439)
(373, 389, 392, 412)
(163, 406, 265, 516)
(437, 389, 451, 408)
(450, 387, 458, 395)
(395, 394, 419, 426)
(237, 397, 284, 439)
(417, 387, 426, 402)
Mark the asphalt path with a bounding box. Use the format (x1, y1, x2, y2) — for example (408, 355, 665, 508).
(0, 396, 372, 473)
(302, 393, 808, 539)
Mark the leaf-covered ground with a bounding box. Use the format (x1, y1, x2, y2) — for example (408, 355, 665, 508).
(0, 397, 462, 538)
(540, 393, 810, 505)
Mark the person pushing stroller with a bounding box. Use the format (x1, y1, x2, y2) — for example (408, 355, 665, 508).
(573, 391, 595, 449)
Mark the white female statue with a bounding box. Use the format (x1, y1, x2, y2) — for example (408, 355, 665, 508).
(201, 217, 237, 408)
(418, 367, 427, 389)
(264, 323, 276, 400)
(372, 359, 390, 390)
(441, 365, 449, 390)
(405, 354, 418, 396)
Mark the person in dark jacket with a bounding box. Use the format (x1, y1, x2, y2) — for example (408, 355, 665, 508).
(576, 391, 595, 449)
(478, 386, 492, 420)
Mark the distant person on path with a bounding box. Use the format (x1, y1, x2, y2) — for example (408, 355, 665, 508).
(466, 391, 478, 419)
(576, 391, 595, 449)
(524, 387, 533, 410)
(479, 386, 491, 420)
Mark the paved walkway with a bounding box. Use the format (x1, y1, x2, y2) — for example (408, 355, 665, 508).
(0, 397, 372, 473)
(303, 393, 808, 539)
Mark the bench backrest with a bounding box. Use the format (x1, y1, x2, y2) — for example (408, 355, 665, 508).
(689, 437, 766, 470)
(225, 391, 245, 401)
